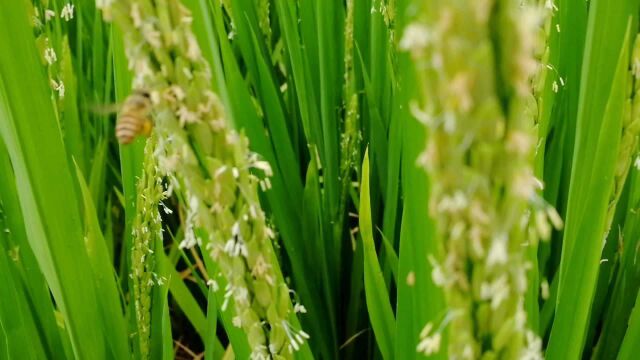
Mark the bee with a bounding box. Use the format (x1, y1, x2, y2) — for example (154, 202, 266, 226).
(115, 89, 153, 145)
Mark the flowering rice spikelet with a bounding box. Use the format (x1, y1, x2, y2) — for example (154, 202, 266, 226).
(256, 0, 272, 45)
(97, 0, 307, 357)
(604, 33, 640, 238)
(342, 0, 359, 170)
(401, 0, 558, 358)
(337, 0, 361, 239)
(130, 137, 164, 359)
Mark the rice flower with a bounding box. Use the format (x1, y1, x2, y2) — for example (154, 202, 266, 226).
(604, 33, 640, 238)
(337, 0, 361, 239)
(97, 0, 306, 357)
(131, 137, 164, 359)
(402, 1, 557, 358)
(256, 0, 272, 45)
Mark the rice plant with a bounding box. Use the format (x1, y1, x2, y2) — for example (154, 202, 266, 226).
(1, 0, 640, 359)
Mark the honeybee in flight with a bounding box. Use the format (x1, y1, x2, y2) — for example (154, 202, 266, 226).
(115, 89, 153, 145)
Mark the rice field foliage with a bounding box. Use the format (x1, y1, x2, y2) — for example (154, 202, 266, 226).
(1, 0, 640, 359)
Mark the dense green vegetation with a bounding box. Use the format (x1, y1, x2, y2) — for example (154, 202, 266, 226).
(2, 0, 640, 359)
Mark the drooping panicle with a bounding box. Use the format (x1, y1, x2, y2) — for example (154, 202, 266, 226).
(97, 0, 307, 357)
(401, 1, 558, 358)
(130, 137, 165, 359)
